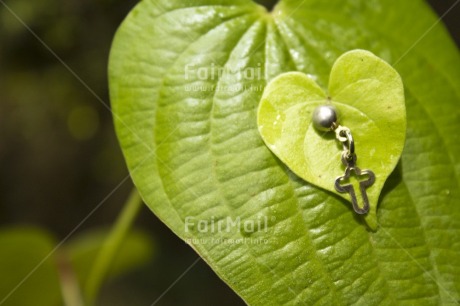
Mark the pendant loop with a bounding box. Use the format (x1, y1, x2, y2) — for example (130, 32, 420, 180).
(335, 125, 354, 159)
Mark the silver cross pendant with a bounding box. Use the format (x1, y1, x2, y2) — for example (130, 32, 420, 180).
(335, 164, 375, 215)
(333, 128, 375, 215)
(312, 105, 376, 215)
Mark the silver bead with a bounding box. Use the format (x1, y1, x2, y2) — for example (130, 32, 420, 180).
(312, 105, 338, 131)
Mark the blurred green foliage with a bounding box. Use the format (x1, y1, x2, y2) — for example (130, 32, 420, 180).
(66, 228, 154, 293)
(0, 226, 154, 305)
(0, 0, 133, 232)
(0, 227, 61, 306)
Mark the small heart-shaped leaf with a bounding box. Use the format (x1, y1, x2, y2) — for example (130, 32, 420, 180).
(257, 50, 406, 228)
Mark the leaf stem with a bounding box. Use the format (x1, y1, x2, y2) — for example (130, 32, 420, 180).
(56, 251, 84, 306)
(84, 188, 143, 304)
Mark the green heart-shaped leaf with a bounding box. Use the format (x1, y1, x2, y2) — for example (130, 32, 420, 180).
(257, 50, 406, 228)
(109, 0, 460, 304)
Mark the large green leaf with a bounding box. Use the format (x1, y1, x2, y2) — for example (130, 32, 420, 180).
(109, 0, 460, 304)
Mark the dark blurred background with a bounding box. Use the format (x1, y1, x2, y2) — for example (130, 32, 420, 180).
(0, 0, 458, 305)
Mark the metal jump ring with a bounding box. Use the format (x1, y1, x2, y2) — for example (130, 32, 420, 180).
(340, 129, 354, 156)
